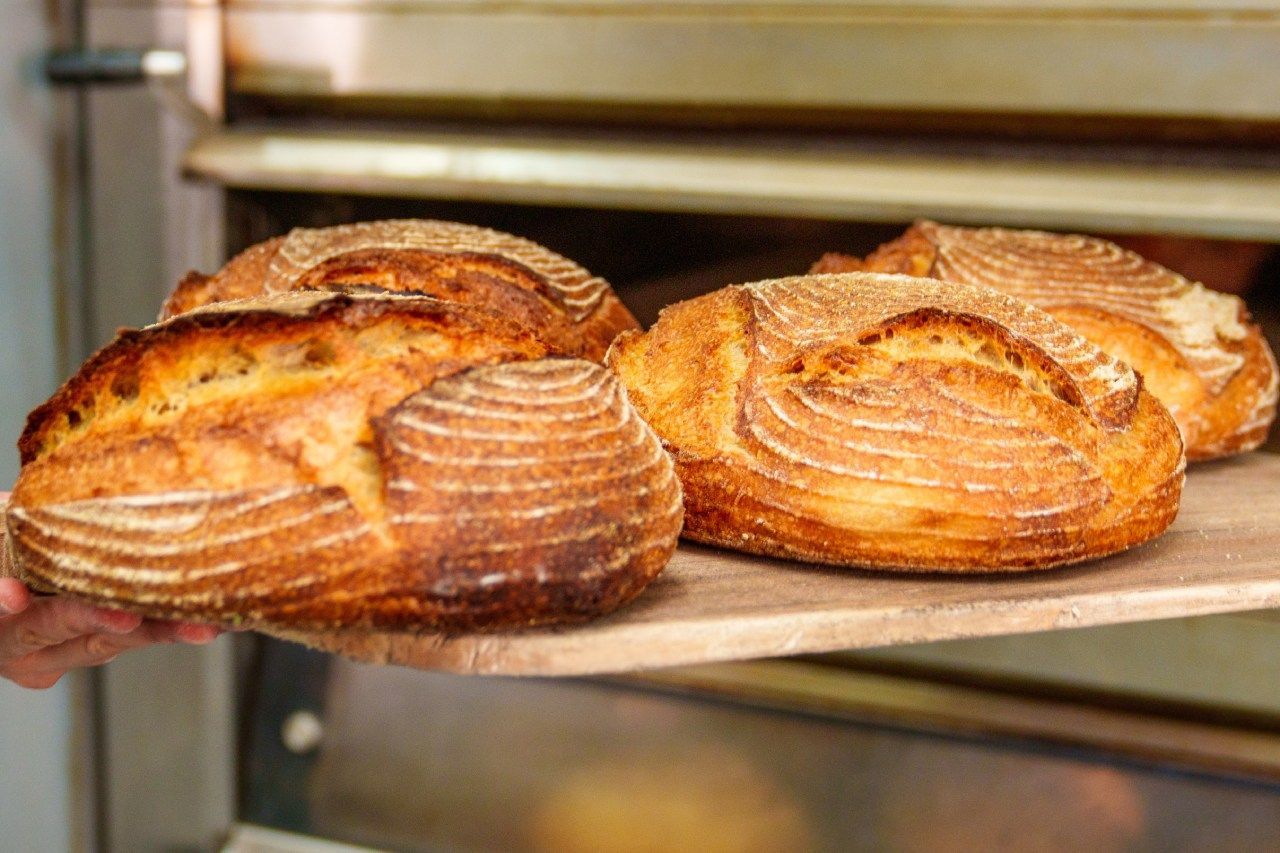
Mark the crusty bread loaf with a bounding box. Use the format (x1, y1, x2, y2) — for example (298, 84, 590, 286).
(608, 272, 1184, 571)
(7, 291, 681, 632)
(813, 221, 1278, 460)
(161, 219, 639, 361)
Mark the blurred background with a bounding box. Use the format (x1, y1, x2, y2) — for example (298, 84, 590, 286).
(3, 1, 1280, 850)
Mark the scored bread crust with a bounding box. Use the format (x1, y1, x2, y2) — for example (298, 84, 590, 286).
(9, 291, 681, 632)
(608, 272, 1184, 572)
(812, 221, 1278, 460)
(161, 219, 640, 362)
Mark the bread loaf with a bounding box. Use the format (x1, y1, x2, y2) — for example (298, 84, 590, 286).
(7, 291, 682, 631)
(161, 219, 639, 361)
(813, 221, 1278, 460)
(608, 273, 1184, 571)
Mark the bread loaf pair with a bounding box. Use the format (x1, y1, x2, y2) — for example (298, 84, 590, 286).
(813, 221, 1278, 460)
(609, 272, 1184, 571)
(7, 243, 680, 631)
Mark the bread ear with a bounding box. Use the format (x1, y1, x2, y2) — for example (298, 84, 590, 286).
(820, 306, 1090, 415)
(157, 220, 640, 361)
(747, 274, 1140, 431)
(264, 220, 615, 322)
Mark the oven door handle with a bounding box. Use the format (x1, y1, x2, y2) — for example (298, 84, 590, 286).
(45, 48, 186, 86)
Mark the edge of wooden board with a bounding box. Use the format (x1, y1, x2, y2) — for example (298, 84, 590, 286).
(5, 453, 1278, 676)
(282, 453, 1280, 675)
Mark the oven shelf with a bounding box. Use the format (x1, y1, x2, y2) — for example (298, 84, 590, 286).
(184, 129, 1280, 240)
(296, 451, 1280, 676)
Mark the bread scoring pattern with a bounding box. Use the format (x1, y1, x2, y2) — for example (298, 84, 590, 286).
(817, 221, 1278, 460)
(161, 219, 638, 362)
(378, 360, 682, 611)
(269, 220, 611, 321)
(9, 486, 377, 612)
(748, 274, 1138, 429)
(609, 273, 1184, 571)
(919, 222, 1246, 391)
(9, 292, 680, 631)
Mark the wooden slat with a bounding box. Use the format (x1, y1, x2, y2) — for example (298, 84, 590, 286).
(293, 452, 1280, 675)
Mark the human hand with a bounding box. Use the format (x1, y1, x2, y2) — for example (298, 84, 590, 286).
(0, 492, 221, 689)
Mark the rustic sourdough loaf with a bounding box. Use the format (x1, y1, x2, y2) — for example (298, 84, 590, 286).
(608, 272, 1184, 571)
(813, 221, 1278, 460)
(161, 219, 639, 361)
(7, 291, 681, 631)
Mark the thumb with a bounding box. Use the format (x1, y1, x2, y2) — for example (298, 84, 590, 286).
(0, 578, 32, 616)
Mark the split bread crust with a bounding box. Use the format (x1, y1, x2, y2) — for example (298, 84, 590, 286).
(813, 221, 1278, 460)
(6, 291, 681, 632)
(608, 272, 1185, 572)
(161, 219, 640, 362)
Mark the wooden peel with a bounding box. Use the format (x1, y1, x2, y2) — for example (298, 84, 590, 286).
(7, 453, 1280, 676)
(0, 495, 14, 579)
(290, 453, 1280, 675)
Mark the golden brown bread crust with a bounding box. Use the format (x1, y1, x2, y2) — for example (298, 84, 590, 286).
(9, 291, 681, 632)
(161, 220, 638, 361)
(814, 222, 1278, 460)
(163, 236, 286, 317)
(608, 273, 1184, 572)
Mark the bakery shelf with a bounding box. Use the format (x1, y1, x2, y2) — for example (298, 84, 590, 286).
(310, 451, 1280, 676)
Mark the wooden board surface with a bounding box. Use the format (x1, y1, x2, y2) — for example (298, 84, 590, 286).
(290, 452, 1280, 676)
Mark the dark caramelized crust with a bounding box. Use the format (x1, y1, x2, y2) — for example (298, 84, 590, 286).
(161, 220, 638, 361)
(609, 273, 1184, 572)
(815, 222, 1278, 460)
(8, 291, 680, 633)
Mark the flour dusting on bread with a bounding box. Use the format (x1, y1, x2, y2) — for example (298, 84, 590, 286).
(919, 222, 1249, 392)
(832, 221, 1277, 460)
(269, 220, 612, 319)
